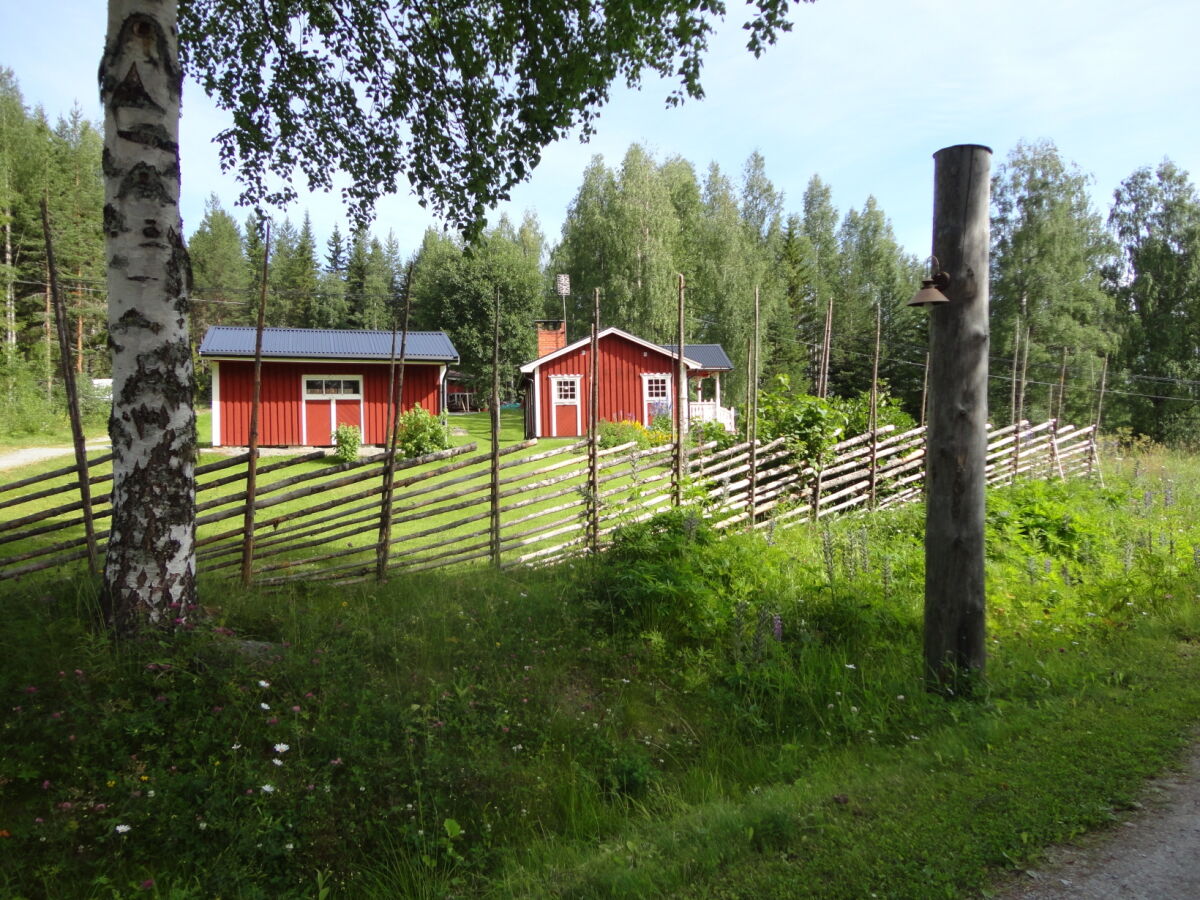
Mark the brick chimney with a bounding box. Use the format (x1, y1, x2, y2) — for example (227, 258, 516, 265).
(535, 320, 567, 357)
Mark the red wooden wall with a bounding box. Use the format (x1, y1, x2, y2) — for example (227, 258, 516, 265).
(215, 360, 442, 446)
(534, 333, 677, 438)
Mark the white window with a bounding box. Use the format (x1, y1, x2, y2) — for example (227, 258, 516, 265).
(645, 376, 669, 399)
(556, 379, 577, 402)
(304, 377, 362, 398)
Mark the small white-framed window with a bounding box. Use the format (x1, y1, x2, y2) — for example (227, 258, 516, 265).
(645, 376, 669, 399)
(304, 376, 362, 398)
(556, 379, 578, 402)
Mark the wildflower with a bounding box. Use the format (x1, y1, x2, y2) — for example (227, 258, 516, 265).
(199, 822, 208, 830)
(139, 776, 149, 782)
(140, 879, 155, 890)
(115, 824, 132, 834)
(261, 784, 275, 793)
(231, 743, 242, 750)
(267, 716, 279, 725)
(258, 680, 270, 688)
(844, 663, 857, 670)
(285, 842, 294, 851)
(273, 743, 290, 754)
(272, 759, 283, 766)
(330, 758, 343, 766)
(291, 705, 301, 713)
(260, 703, 270, 711)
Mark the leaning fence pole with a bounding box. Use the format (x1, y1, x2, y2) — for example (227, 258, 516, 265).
(489, 286, 502, 568)
(40, 200, 98, 576)
(1087, 354, 1107, 483)
(587, 288, 600, 554)
(868, 300, 882, 508)
(673, 274, 687, 507)
(240, 221, 271, 587)
(376, 266, 413, 582)
(1055, 347, 1068, 422)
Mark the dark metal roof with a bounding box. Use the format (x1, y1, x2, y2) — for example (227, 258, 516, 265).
(660, 343, 733, 371)
(198, 326, 459, 363)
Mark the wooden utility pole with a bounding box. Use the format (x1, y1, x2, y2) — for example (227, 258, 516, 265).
(817, 294, 834, 398)
(1055, 347, 1068, 422)
(41, 200, 98, 577)
(923, 144, 992, 694)
(241, 221, 270, 587)
(1087, 354, 1108, 483)
(673, 274, 687, 506)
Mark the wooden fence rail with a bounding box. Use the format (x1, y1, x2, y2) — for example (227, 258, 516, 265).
(0, 417, 1099, 585)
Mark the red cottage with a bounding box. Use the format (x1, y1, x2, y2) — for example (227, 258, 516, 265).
(198, 326, 459, 447)
(519, 326, 735, 439)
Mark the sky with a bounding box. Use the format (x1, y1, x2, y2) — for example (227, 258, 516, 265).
(5, 0, 1200, 262)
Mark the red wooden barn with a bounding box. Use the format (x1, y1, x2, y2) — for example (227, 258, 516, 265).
(198, 326, 459, 447)
(519, 325, 735, 439)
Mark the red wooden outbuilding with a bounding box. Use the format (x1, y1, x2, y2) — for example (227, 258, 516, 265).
(198, 326, 459, 447)
(519, 326, 734, 439)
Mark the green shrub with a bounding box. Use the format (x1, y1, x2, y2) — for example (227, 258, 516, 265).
(690, 418, 737, 450)
(394, 404, 450, 458)
(333, 423, 361, 463)
(597, 418, 670, 450)
(755, 374, 848, 463)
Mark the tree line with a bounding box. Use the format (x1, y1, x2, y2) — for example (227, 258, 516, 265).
(4, 64, 1199, 444)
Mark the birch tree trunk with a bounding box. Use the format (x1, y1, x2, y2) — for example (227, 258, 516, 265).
(100, 0, 197, 629)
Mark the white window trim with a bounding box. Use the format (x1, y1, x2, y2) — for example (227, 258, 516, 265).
(640, 372, 673, 426)
(301, 374, 364, 445)
(547, 374, 582, 437)
(211, 362, 222, 447)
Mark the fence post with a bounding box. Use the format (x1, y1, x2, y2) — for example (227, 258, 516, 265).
(489, 287, 502, 568)
(1087, 354, 1107, 484)
(868, 300, 881, 509)
(40, 200, 98, 577)
(587, 287, 600, 554)
(673, 274, 687, 507)
(376, 267, 413, 582)
(241, 221, 271, 587)
(748, 285, 760, 525)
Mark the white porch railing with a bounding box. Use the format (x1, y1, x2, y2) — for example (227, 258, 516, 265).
(689, 401, 736, 433)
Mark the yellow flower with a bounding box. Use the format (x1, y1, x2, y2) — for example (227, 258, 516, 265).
(139, 776, 149, 782)
(106, 780, 116, 788)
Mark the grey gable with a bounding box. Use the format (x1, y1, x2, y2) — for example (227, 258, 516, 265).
(198, 326, 459, 363)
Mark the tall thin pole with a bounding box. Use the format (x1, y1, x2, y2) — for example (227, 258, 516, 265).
(41, 200, 98, 576)
(241, 221, 270, 587)
(587, 288, 600, 554)
(923, 143, 992, 694)
(1055, 347, 1068, 422)
(1087, 354, 1108, 483)
(673, 274, 687, 506)
(1009, 317, 1021, 426)
(817, 294, 834, 398)
(920, 351, 930, 429)
(377, 266, 413, 581)
(489, 286, 502, 568)
(1012, 324, 1031, 480)
(748, 286, 760, 524)
(868, 299, 882, 508)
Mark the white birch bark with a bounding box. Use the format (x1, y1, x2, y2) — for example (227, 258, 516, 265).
(100, 0, 197, 628)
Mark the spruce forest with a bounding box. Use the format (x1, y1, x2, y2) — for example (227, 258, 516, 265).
(2, 65, 1199, 445)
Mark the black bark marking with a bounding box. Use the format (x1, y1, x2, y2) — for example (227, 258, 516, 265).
(110, 253, 129, 270)
(102, 149, 122, 179)
(117, 162, 175, 206)
(166, 226, 193, 310)
(112, 307, 162, 336)
(101, 13, 182, 105)
(111, 62, 165, 114)
(103, 203, 127, 237)
(118, 123, 178, 154)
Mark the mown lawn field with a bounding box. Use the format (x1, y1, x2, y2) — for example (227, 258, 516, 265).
(1, 446, 1198, 898)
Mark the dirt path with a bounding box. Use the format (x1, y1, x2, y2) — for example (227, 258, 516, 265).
(0, 440, 111, 472)
(994, 738, 1200, 899)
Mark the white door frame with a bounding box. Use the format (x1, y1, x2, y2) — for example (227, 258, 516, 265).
(640, 372, 672, 426)
(301, 374, 364, 445)
(548, 374, 582, 437)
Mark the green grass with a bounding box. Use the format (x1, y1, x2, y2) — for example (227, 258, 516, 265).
(1, 450, 1198, 898)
